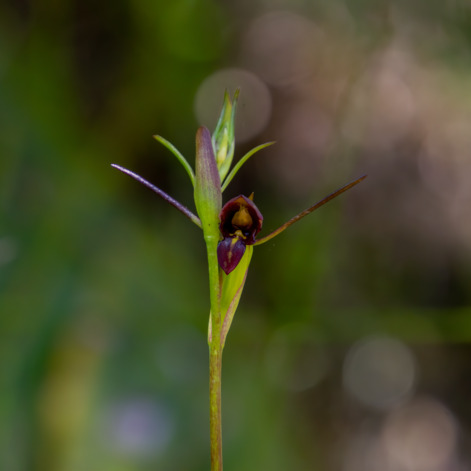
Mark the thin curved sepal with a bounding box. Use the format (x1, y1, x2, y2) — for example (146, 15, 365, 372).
(221, 142, 276, 192)
(111, 164, 202, 228)
(254, 174, 367, 245)
(153, 135, 195, 187)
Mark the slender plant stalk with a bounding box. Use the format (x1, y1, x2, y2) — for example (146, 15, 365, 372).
(112, 92, 367, 471)
(209, 346, 223, 471)
(205, 234, 223, 471)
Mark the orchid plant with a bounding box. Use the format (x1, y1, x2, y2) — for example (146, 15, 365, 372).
(112, 91, 366, 471)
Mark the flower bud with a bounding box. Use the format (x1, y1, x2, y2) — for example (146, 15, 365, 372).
(212, 90, 239, 181)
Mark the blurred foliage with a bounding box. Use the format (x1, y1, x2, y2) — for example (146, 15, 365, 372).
(1, 0, 471, 470)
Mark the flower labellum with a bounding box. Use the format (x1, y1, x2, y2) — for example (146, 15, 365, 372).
(217, 194, 263, 274)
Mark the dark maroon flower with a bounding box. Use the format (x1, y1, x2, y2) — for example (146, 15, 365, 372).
(217, 195, 263, 274)
(219, 195, 263, 243)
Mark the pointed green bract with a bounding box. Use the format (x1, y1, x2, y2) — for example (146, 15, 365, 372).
(221, 141, 275, 192)
(219, 245, 253, 348)
(212, 90, 239, 182)
(194, 126, 222, 239)
(153, 134, 195, 187)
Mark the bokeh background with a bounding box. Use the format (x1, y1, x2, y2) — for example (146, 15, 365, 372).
(1, 0, 471, 470)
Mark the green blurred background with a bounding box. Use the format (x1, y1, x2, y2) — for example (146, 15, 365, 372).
(1, 0, 471, 470)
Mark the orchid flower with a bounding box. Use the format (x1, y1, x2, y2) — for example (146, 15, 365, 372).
(112, 91, 366, 471)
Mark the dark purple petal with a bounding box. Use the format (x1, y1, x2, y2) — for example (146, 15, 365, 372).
(217, 237, 246, 275)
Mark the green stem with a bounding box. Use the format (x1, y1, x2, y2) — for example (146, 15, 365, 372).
(209, 347, 223, 471)
(205, 235, 223, 471)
